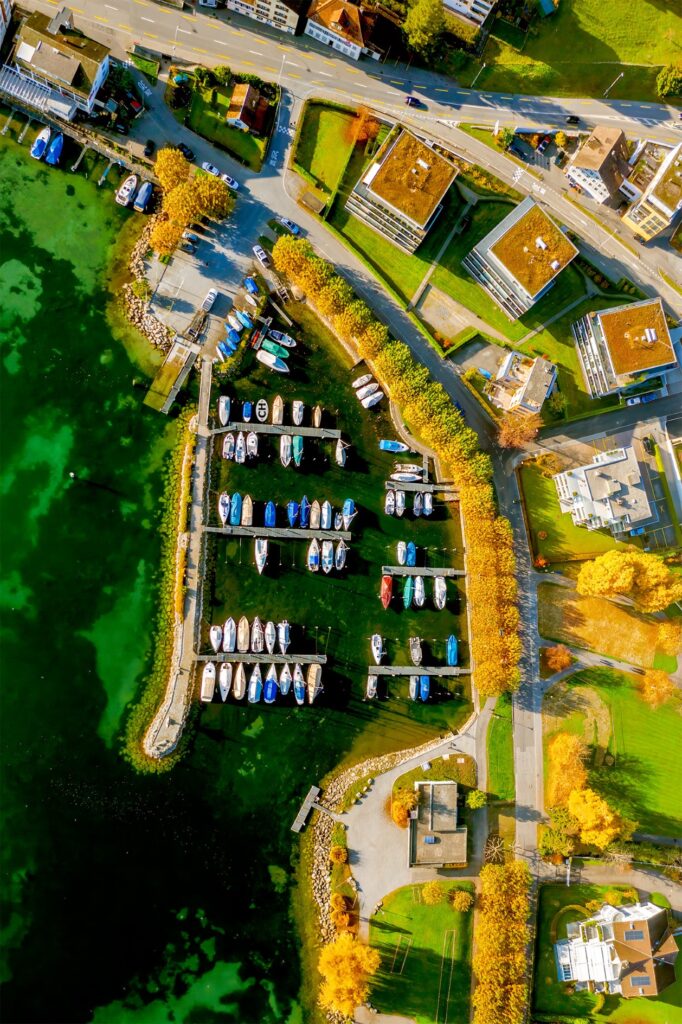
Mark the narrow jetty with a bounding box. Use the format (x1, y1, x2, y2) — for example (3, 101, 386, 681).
(385, 480, 458, 493)
(196, 652, 327, 665)
(205, 524, 352, 541)
(291, 785, 321, 833)
(367, 665, 470, 676)
(381, 565, 463, 577)
(212, 422, 341, 440)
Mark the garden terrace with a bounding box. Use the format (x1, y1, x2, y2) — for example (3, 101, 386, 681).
(597, 298, 674, 377)
(367, 130, 458, 227)
(489, 203, 578, 299)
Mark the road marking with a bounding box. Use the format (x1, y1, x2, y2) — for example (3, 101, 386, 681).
(348, 69, 360, 74)
(286, 60, 301, 67)
(289, 72, 301, 78)
(389, 79, 402, 84)
(242, 61, 255, 66)
(143, 32, 158, 38)
(141, 16, 155, 22)
(229, 29, 242, 35)
(353, 82, 367, 88)
(94, 14, 109, 21)
(181, 12, 195, 19)
(192, 47, 209, 53)
(132, 0, 148, 5)
(318, 70, 333, 77)
(249, 50, 264, 55)
(264, 66, 277, 72)
(118, 22, 133, 29)
(177, 27, 191, 34)
(435, 88, 448, 92)
(104, 3, 118, 8)
(323, 59, 335, 65)
(69, 4, 84, 9)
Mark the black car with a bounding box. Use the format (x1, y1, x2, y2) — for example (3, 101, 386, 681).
(405, 96, 421, 108)
(144, 139, 155, 157)
(509, 143, 527, 160)
(643, 436, 655, 455)
(554, 149, 567, 167)
(566, 115, 580, 125)
(177, 142, 195, 161)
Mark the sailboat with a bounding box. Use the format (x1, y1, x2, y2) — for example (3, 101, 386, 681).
(264, 501, 276, 527)
(410, 637, 422, 666)
(413, 492, 423, 517)
(300, 495, 311, 528)
(235, 432, 246, 464)
(335, 540, 347, 571)
(272, 395, 284, 425)
(255, 398, 269, 423)
(279, 663, 292, 696)
(433, 577, 447, 611)
(255, 538, 268, 574)
(222, 433, 235, 460)
(292, 400, 304, 426)
(321, 540, 334, 574)
(352, 373, 372, 389)
(366, 675, 377, 700)
(395, 491, 406, 518)
(392, 471, 421, 483)
(264, 665, 278, 704)
(230, 492, 242, 526)
(219, 663, 232, 701)
(30, 126, 51, 160)
(307, 538, 320, 572)
(280, 434, 292, 468)
(446, 634, 458, 666)
(342, 499, 355, 530)
(362, 391, 384, 409)
(218, 396, 230, 426)
(287, 500, 299, 527)
(201, 662, 216, 702)
(233, 663, 247, 700)
(356, 382, 378, 401)
(414, 576, 425, 607)
(218, 492, 230, 526)
(209, 625, 223, 653)
(313, 405, 322, 428)
(409, 676, 418, 701)
(306, 664, 322, 704)
(310, 501, 321, 530)
(223, 617, 236, 653)
(293, 664, 305, 705)
(406, 542, 417, 567)
(248, 665, 263, 703)
(246, 432, 259, 458)
(385, 491, 396, 516)
(241, 495, 253, 526)
(237, 616, 250, 653)
(335, 439, 347, 467)
(397, 541, 407, 565)
(423, 492, 433, 516)
(251, 616, 264, 653)
(277, 620, 290, 654)
(419, 675, 430, 702)
(321, 501, 332, 530)
(371, 634, 383, 664)
(381, 575, 393, 609)
(403, 576, 414, 609)
(292, 435, 304, 467)
(265, 621, 276, 655)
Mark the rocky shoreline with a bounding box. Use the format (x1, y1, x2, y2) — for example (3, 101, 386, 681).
(122, 218, 173, 354)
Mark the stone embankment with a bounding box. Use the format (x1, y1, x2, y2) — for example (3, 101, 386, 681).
(122, 219, 172, 353)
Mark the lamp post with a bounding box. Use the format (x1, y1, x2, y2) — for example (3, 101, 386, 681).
(603, 71, 624, 98)
(470, 62, 487, 89)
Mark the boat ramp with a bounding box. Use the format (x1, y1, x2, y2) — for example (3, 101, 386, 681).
(205, 524, 352, 542)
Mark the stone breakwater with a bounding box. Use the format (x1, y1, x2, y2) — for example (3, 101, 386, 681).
(122, 218, 172, 353)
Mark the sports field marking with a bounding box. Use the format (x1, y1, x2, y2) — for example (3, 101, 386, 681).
(435, 928, 458, 1024)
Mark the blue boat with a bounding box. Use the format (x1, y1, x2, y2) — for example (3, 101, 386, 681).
(446, 634, 458, 667)
(419, 675, 430, 702)
(264, 500, 276, 527)
(226, 328, 241, 346)
(45, 133, 64, 167)
(300, 495, 311, 528)
(264, 667, 278, 704)
(230, 492, 242, 526)
(235, 309, 253, 329)
(342, 498, 356, 530)
(406, 542, 417, 567)
(217, 341, 233, 360)
(243, 400, 253, 422)
(30, 126, 50, 160)
(244, 277, 259, 295)
(287, 500, 299, 527)
(379, 439, 409, 453)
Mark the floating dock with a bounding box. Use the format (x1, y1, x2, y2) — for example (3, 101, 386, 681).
(291, 785, 321, 833)
(367, 665, 470, 676)
(205, 524, 352, 541)
(196, 652, 327, 664)
(381, 565, 463, 578)
(212, 422, 341, 440)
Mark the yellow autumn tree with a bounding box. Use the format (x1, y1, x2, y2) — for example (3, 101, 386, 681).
(163, 180, 204, 226)
(473, 863, 530, 1024)
(577, 550, 682, 612)
(567, 787, 625, 849)
(639, 669, 675, 708)
(657, 621, 682, 657)
(193, 173, 234, 219)
(149, 218, 183, 257)
(451, 889, 474, 912)
(155, 147, 191, 192)
(422, 881, 446, 905)
(391, 788, 418, 828)
(547, 732, 588, 806)
(318, 932, 380, 1018)
(497, 413, 541, 449)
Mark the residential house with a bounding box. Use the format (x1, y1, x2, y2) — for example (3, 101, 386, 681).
(553, 446, 655, 535)
(442, 0, 495, 26)
(345, 129, 458, 252)
(489, 352, 557, 415)
(462, 196, 578, 319)
(566, 126, 630, 204)
(408, 781, 467, 868)
(225, 82, 264, 133)
(0, 0, 12, 50)
(572, 296, 676, 398)
(304, 0, 365, 59)
(621, 141, 682, 240)
(554, 902, 679, 997)
(224, 0, 303, 35)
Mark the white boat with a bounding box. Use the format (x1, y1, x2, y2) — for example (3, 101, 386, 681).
(335, 439, 347, 467)
(362, 391, 384, 409)
(307, 663, 322, 704)
(272, 395, 284, 425)
(414, 576, 425, 607)
(233, 663, 246, 700)
(371, 633, 383, 665)
(413, 492, 423, 517)
(293, 664, 305, 705)
(218, 491, 230, 526)
(218, 396, 230, 426)
(279, 663, 292, 695)
(366, 675, 377, 700)
(433, 576, 447, 610)
(356, 382, 378, 402)
(255, 538, 268, 574)
(246, 431, 258, 458)
(265, 620, 276, 655)
(384, 490, 396, 515)
(423, 492, 433, 516)
(352, 374, 372, 389)
(227, 314, 243, 332)
(115, 173, 138, 207)
(248, 665, 262, 703)
(200, 662, 216, 702)
(280, 434, 292, 468)
(256, 349, 289, 373)
(397, 541, 407, 565)
(222, 433, 235, 460)
(237, 616, 250, 653)
(235, 431, 247, 464)
(391, 472, 421, 483)
(223, 617, 236, 653)
(410, 636, 422, 666)
(219, 663, 232, 701)
(292, 400, 304, 426)
(335, 540, 347, 571)
(321, 501, 332, 530)
(209, 624, 223, 653)
(307, 537, 320, 572)
(409, 676, 418, 701)
(251, 616, 264, 653)
(241, 494, 253, 526)
(395, 490, 406, 518)
(396, 462, 423, 474)
(277, 620, 290, 654)
(310, 501, 321, 530)
(321, 540, 334, 574)
(313, 405, 322, 428)
(334, 512, 343, 531)
(256, 398, 268, 422)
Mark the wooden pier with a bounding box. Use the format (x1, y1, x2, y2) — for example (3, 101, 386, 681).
(367, 665, 470, 676)
(212, 421, 341, 440)
(195, 652, 327, 665)
(205, 524, 352, 541)
(385, 480, 458, 493)
(381, 565, 463, 578)
(291, 785, 322, 833)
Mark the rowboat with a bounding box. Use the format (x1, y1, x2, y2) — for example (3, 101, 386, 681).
(395, 462, 423, 474)
(244, 293, 258, 309)
(264, 501, 276, 527)
(218, 396, 230, 426)
(209, 624, 223, 653)
(395, 491, 406, 518)
(222, 433, 235, 460)
(397, 541, 407, 565)
(379, 439, 409, 453)
(293, 664, 305, 705)
(237, 616, 250, 652)
(269, 330, 296, 347)
(248, 665, 263, 703)
(235, 432, 246, 464)
(352, 374, 372, 389)
(255, 537, 268, 574)
(406, 541, 417, 567)
(310, 501, 321, 530)
(241, 494, 253, 526)
(391, 472, 421, 483)
(321, 540, 334, 574)
(342, 498, 355, 530)
(307, 538, 320, 572)
(264, 665, 278, 704)
(385, 490, 396, 516)
(446, 634, 458, 666)
(419, 675, 430, 702)
(371, 633, 383, 664)
(433, 577, 447, 611)
(227, 314, 243, 332)
(280, 434, 292, 468)
(219, 663, 232, 702)
(414, 576, 425, 607)
(362, 391, 384, 409)
(262, 337, 290, 360)
(313, 405, 322, 428)
(334, 512, 343, 531)
(307, 664, 322, 704)
(381, 574, 393, 609)
(218, 491, 230, 526)
(201, 662, 216, 702)
(356, 382, 378, 401)
(293, 435, 304, 467)
(279, 663, 292, 695)
(409, 676, 418, 701)
(366, 675, 377, 700)
(292, 400, 304, 425)
(265, 620, 276, 655)
(223, 617, 236, 653)
(300, 495, 311, 528)
(251, 616, 264, 653)
(335, 540, 347, 571)
(233, 663, 247, 700)
(243, 400, 253, 423)
(256, 350, 289, 373)
(272, 395, 284, 424)
(287, 500, 299, 527)
(423, 492, 433, 516)
(335, 439, 347, 467)
(413, 492, 423, 517)
(277, 619, 290, 654)
(230, 492, 242, 526)
(410, 636, 422, 666)
(403, 576, 414, 609)
(321, 501, 332, 530)
(246, 431, 258, 458)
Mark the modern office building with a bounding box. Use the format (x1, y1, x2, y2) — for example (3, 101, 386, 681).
(566, 126, 630, 204)
(553, 446, 654, 534)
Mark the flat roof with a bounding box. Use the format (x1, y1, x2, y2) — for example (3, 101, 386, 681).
(367, 130, 457, 228)
(490, 202, 577, 297)
(651, 142, 682, 212)
(409, 781, 467, 867)
(573, 126, 627, 172)
(597, 298, 675, 376)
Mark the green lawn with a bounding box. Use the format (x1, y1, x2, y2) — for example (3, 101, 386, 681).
(292, 102, 357, 194)
(544, 667, 682, 837)
(188, 86, 267, 170)
(534, 884, 682, 1021)
(487, 693, 515, 802)
(392, 753, 477, 803)
(369, 882, 474, 1024)
(128, 52, 159, 84)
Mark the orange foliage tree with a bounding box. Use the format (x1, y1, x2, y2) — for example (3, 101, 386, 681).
(547, 732, 587, 807)
(639, 669, 675, 708)
(318, 932, 380, 1018)
(497, 413, 541, 449)
(657, 621, 681, 657)
(544, 644, 573, 673)
(577, 550, 682, 612)
(473, 863, 531, 1024)
(391, 789, 418, 828)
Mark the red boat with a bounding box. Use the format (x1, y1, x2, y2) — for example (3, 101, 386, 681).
(380, 574, 393, 609)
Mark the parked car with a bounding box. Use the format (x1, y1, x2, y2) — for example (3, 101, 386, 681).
(554, 149, 567, 167)
(253, 245, 270, 267)
(126, 92, 143, 114)
(177, 142, 195, 161)
(144, 139, 155, 157)
(641, 391, 661, 403)
(201, 161, 220, 177)
(626, 396, 642, 406)
(180, 242, 196, 254)
(643, 436, 655, 455)
(183, 231, 199, 243)
(220, 173, 239, 190)
(509, 143, 526, 161)
(278, 217, 300, 235)
(537, 134, 552, 154)
(114, 122, 129, 135)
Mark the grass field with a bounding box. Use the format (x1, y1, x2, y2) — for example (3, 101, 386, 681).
(543, 667, 682, 837)
(188, 86, 267, 170)
(534, 884, 682, 1021)
(369, 882, 474, 1024)
(487, 693, 515, 802)
(293, 102, 357, 194)
(392, 753, 477, 803)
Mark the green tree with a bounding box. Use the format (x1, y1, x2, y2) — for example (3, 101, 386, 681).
(403, 0, 445, 56)
(213, 64, 232, 86)
(656, 64, 682, 98)
(466, 789, 487, 810)
(498, 127, 515, 150)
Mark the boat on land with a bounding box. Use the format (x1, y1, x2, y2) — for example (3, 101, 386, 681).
(293, 435, 304, 466)
(307, 664, 322, 704)
(410, 637, 422, 666)
(251, 616, 264, 653)
(322, 540, 334, 574)
(237, 616, 250, 652)
(307, 538, 320, 572)
(230, 492, 242, 526)
(366, 675, 377, 700)
(218, 491, 230, 526)
(321, 501, 332, 530)
(255, 537, 268, 574)
(403, 576, 414, 609)
(371, 634, 384, 664)
(30, 126, 51, 160)
(227, 314, 243, 332)
(293, 664, 305, 705)
(352, 374, 372, 389)
(280, 434, 292, 467)
(409, 676, 418, 701)
(292, 400, 304, 425)
(209, 624, 223, 653)
(381, 574, 393, 609)
(265, 620, 276, 655)
(300, 495, 311, 528)
(279, 663, 292, 696)
(262, 337, 290, 360)
(242, 400, 253, 422)
(241, 494, 253, 526)
(264, 665, 278, 704)
(246, 431, 258, 458)
(222, 433, 235, 460)
(219, 663, 232, 701)
(380, 439, 409, 453)
(414, 576, 425, 608)
(201, 662, 216, 702)
(385, 491, 396, 516)
(225, 330, 241, 349)
(236, 310, 253, 329)
(362, 391, 384, 409)
(244, 292, 258, 309)
(245, 277, 259, 295)
(396, 462, 422, 474)
(115, 173, 138, 206)
(134, 180, 154, 213)
(233, 663, 247, 700)
(310, 500, 321, 530)
(218, 396, 230, 425)
(248, 665, 263, 703)
(256, 350, 289, 373)
(392, 472, 421, 483)
(272, 395, 284, 424)
(334, 512, 343, 531)
(446, 634, 458, 666)
(423, 492, 433, 516)
(264, 501, 276, 527)
(45, 132, 64, 167)
(397, 541, 407, 566)
(269, 330, 296, 347)
(277, 620, 290, 654)
(413, 492, 423, 517)
(223, 617, 236, 653)
(406, 541, 417, 566)
(335, 540, 347, 571)
(235, 432, 246, 464)
(313, 405, 322, 428)
(287, 500, 299, 527)
(255, 398, 268, 422)
(433, 577, 447, 611)
(395, 491, 406, 517)
(335, 439, 348, 467)
(342, 498, 356, 530)
(356, 382, 378, 402)
(419, 675, 430, 702)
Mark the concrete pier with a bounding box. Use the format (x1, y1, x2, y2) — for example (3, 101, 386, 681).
(291, 785, 321, 833)
(205, 524, 352, 541)
(367, 665, 470, 676)
(213, 421, 341, 440)
(196, 652, 327, 664)
(385, 480, 458, 493)
(381, 565, 463, 577)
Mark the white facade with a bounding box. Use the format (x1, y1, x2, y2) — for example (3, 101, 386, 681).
(304, 19, 362, 58)
(566, 164, 611, 203)
(491, 352, 556, 414)
(225, 0, 298, 34)
(442, 0, 494, 24)
(553, 446, 653, 534)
